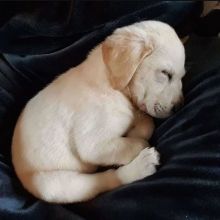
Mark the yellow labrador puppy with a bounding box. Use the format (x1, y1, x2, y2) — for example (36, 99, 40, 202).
(12, 21, 185, 203)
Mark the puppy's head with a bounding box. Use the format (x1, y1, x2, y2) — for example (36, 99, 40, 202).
(102, 21, 185, 118)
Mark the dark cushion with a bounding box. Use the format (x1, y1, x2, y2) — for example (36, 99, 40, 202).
(0, 1, 201, 55)
(4, 2, 220, 220)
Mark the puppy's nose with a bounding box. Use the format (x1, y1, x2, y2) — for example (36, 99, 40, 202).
(172, 97, 184, 113)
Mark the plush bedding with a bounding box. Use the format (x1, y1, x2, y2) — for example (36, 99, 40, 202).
(2, 1, 220, 220)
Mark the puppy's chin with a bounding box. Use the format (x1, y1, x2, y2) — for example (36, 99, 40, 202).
(149, 110, 172, 119)
(154, 113, 171, 119)
(142, 106, 172, 119)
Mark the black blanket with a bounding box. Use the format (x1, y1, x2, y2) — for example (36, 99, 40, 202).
(2, 1, 220, 220)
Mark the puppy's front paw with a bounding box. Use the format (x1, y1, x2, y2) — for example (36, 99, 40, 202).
(132, 147, 159, 179)
(117, 147, 160, 184)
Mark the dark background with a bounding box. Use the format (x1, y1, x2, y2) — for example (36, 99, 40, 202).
(1, 1, 220, 220)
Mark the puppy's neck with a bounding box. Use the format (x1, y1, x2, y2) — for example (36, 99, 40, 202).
(122, 86, 132, 100)
(122, 85, 137, 107)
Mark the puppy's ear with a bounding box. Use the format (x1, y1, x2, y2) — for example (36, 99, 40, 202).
(102, 29, 153, 90)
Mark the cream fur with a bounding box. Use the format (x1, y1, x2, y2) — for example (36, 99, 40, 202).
(12, 20, 185, 203)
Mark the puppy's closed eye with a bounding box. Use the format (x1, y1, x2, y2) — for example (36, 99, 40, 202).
(161, 70, 172, 81)
(155, 70, 172, 83)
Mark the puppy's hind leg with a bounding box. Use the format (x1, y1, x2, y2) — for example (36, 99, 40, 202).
(20, 147, 159, 203)
(20, 170, 121, 203)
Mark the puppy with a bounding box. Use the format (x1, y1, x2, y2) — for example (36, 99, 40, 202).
(12, 21, 185, 203)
